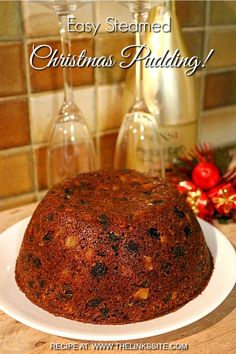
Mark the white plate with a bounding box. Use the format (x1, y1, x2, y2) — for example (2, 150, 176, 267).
(0, 217, 235, 341)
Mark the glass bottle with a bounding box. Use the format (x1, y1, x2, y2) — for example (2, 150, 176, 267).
(123, 0, 199, 171)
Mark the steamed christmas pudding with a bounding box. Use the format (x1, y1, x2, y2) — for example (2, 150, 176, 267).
(15, 169, 213, 324)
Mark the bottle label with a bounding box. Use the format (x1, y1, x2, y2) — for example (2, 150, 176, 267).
(160, 122, 197, 167)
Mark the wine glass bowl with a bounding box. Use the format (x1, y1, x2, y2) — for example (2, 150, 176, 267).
(48, 102, 96, 186)
(114, 111, 162, 174)
(39, 0, 97, 186)
(114, 0, 164, 176)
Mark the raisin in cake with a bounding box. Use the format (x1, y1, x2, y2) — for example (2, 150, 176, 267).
(15, 169, 213, 324)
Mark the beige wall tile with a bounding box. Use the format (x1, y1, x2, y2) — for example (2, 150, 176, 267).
(0, 98, 30, 150)
(98, 132, 118, 170)
(0, 1, 22, 40)
(200, 106, 236, 147)
(0, 193, 36, 212)
(22, 1, 93, 38)
(207, 28, 236, 69)
(96, 1, 205, 31)
(183, 30, 204, 59)
(96, 32, 134, 84)
(176, 1, 206, 28)
(204, 71, 236, 110)
(30, 87, 95, 144)
(0, 42, 26, 97)
(28, 38, 94, 92)
(97, 83, 124, 133)
(0, 150, 34, 198)
(95, 2, 132, 33)
(35, 146, 47, 191)
(210, 1, 236, 26)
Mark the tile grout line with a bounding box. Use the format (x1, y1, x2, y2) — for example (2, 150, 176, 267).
(26, 33, 93, 43)
(0, 94, 28, 102)
(203, 104, 236, 115)
(20, 0, 39, 199)
(198, 0, 211, 142)
(0, 145, 33, 158)
(0, 192, 37, 209)
(182, 24, 236, 33)
(205, 65, 236, 75)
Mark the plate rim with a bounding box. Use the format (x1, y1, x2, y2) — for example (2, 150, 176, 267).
(0, 216, 235, 341)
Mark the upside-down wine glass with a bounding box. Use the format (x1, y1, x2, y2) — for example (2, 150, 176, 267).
(114, 0, 164, 177)
(38, 0, 96, 187)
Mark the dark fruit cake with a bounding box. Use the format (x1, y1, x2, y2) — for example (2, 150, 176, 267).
(15, 169, 213, 324)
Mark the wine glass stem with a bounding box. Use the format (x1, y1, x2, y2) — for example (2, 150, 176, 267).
(58, 14, 73, 104)
(133, 11, 147, 108)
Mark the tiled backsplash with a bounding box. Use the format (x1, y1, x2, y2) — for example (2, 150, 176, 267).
(0, 0, 236, 210)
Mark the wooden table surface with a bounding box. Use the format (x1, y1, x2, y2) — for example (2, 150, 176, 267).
(0, 203, 235, 354)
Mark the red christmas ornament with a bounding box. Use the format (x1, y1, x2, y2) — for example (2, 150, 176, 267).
(192, 162, 220, 190)
(208, 183, 236, 216)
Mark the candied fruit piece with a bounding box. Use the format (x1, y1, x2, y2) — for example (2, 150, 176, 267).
(112, 185, 119, 191)
(65, 236, 77, 248)
(147, 228, 160, 240)
(91, 262, 108, 278)
(61, 268, 69, 276)
(133, 288, 149, 300)
(172, 291, 177, 300)
(142, 182, 153, 191)
(85, 248, 94, 261)
(143, 256, 154, 271)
